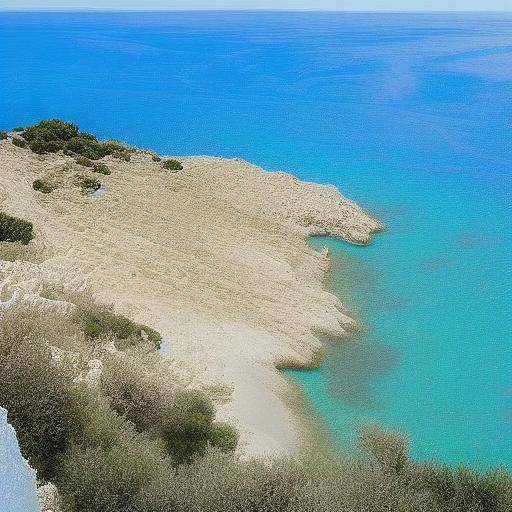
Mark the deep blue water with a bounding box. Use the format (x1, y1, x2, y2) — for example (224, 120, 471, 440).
(1, 11, 511, 469)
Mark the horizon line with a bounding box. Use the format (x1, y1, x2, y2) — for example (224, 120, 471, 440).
(1, 7, 512, 12)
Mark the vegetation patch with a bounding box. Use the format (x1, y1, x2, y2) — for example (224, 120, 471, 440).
(33, 178, 58, 194)
(93, 163, 111, 175)
(163, 159, 183, 171)
(0, 131, 7, 140)
(152, 155, 162, 162)
(158, 390, 239, 465)
(73, 300, 162, 350)
(12, 126, 24, 132)
(76, 175, 101, 194)
(12, 137, 27, 148)
(75, 155, 93, 167)
(0, 311, 84, 480)
(114, 150, 131, 162)
(0, 212, 34, 244)
(1, 302, 510, 512)
(19, 119, 131, 160)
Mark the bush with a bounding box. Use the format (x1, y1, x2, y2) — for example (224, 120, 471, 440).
(100, 356, 166, 432)
(0, 131, 7, 139)
(12, 137, 27, 148)
(77, 175, 101, 193)
(418, 463, 512, 512)
(115, 151, 131, 162)
(163, 159, 183, 171)
(23, 119, 79, 144)
(152, 155, 162, 162)
(157, 390, 237, 464)
(33, 178, 57, 194)
(0, 309, 84, 480)
(208, 422, 239, 452)
(101, 140, 127, 155)
(58, 432, 169, 512)
(358, 424, 409, 474)
(76, 155, 93, 167)
(0, 212, 33, 244)
(12, 126, 24, 132)
(20, 119, 132, 160)
(65, 134, 107, 160)
(93, 163, 111, 175)
(73, 300, 162, 349)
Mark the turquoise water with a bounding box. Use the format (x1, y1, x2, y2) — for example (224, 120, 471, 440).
(1, 11, 511, 468)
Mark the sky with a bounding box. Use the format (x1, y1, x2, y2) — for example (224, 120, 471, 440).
(2, 0, 511, 11)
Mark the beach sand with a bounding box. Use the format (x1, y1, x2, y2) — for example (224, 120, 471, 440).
(0, 140, 381, 456)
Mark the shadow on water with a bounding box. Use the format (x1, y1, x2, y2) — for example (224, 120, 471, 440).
(323, 337, 399, 410)
(288, 236, 403, 433)
(316, 236, 410, 318)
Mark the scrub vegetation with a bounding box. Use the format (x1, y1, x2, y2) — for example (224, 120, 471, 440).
(33, 178, 58, 194)
(18, 119, 132, 161)
(163, 158, 183, 171)
(77, 175, 101, 194)
(72, 298, 162, 349)
(1, 291, 510, 512)
(75, 155, 93, 168)
(0, 212, 34, 244)
(93, 163, 111, 175)
(12, 137, 28, 148)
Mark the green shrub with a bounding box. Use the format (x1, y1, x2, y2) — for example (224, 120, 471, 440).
(12, 126, 24, 132)
(152, 155, 162, 162)
(0, 131, 7, 140)
(12, 137, 27, 148)
(358, 424, 409, 475)
(0, 309, 84, 480)
(33, 178, 57, 194)
(101, 140, 127, 154)
(115, 151, 131, 162)
(163, 159, 183, 171)
(100, 356, 166, 432)
(58, 432, 169, 512)
(157, 390, 237, 464)
(419, 463, 512, 512)
(0, 212, 34, 244)
(93, 163, 111, 175)
(159, 390, 213, 464)
(20, 119, 131, 160)
(73, 300, 162, 349)
(23, 119, 79, 144)
(65, 133, 111, 160)
(76, 155, 93, 167)
(208, 422, 239, 452)
(77, 176, 101, 193)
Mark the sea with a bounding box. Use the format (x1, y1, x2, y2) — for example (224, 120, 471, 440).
(1, 10, 510, 469)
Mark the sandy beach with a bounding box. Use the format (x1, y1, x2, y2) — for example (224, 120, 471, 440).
(0, 140, 381, 456)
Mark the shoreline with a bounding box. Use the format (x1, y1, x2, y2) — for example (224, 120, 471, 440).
(0, 139, 382, 456)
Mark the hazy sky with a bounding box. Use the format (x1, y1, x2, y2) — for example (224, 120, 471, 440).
(2, 0, 511, 11)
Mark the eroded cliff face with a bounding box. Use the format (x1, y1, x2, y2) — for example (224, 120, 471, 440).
(0, 140, 381, 455)
(0, 407, 39, 512)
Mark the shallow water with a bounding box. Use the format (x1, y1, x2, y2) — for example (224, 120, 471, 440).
(1, 10, 511, 468)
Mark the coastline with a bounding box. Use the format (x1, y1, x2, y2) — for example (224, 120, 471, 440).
(0, 139, 382, 456)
